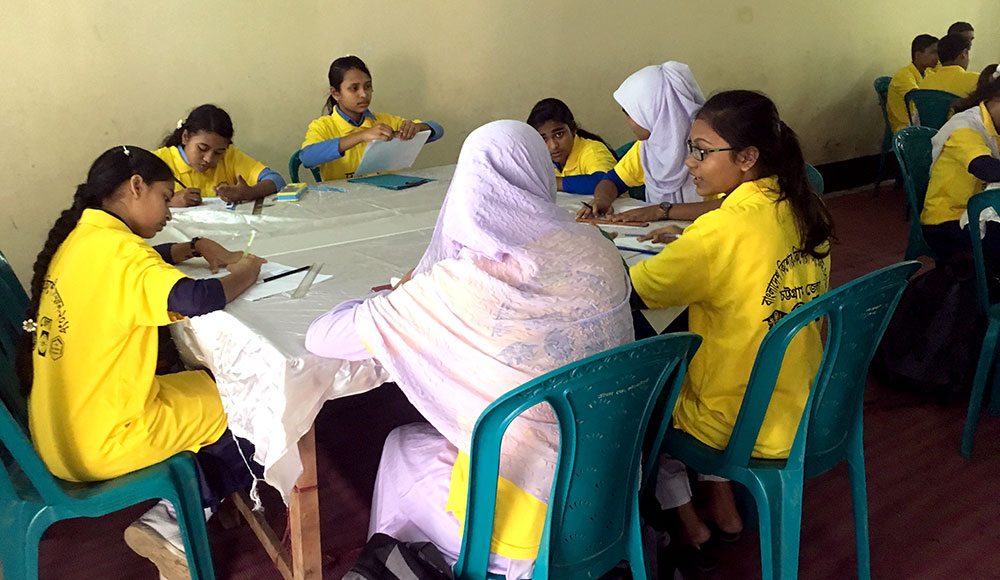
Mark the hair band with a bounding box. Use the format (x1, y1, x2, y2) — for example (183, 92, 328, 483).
(177, 118, 185, 130)
(993, 69, 1000, 81)
(22, 319, 37, 333)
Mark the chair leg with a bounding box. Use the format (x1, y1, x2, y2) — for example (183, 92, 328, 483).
(987, 351, 1000, 418)
(744, 470, 804, 580)
(167, 459, 217, 580)
(0, 502, 49, 580)
(874, 147, 887, 191)
(627, 496, 649, 580)
(962, 319, 1000, 458)
(847, 442, 872, 580)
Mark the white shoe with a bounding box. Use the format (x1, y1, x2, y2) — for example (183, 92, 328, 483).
(124, 501, 191, 580)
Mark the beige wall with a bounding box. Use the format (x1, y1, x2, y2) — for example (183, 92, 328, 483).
(1, 1, 998, 282)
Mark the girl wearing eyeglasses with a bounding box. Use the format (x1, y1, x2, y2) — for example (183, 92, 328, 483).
(630, 90, 834, 565)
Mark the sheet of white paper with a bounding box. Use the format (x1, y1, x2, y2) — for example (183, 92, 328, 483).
(354, 130, 431, 177)
(175, 261, 333, 301)
(169, 196, 233, 211)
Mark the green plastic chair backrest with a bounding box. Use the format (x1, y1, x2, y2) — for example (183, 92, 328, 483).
(905, 89, 960, 130)
(966, 189, 1000, 314)
(614, 140, 635, 160)
(874, 76, 892, 125)
(893, 126, 937, 257)
(454, 333, 702, 580)
(805, 164, 824, 195)
(0, 252, 28, 430)
(288, 150, 323, 183)
(0, 272, 72, 507)
(659, 262, 918, 478)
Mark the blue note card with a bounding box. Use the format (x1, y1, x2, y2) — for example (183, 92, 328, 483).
(347, 174, 434, 190)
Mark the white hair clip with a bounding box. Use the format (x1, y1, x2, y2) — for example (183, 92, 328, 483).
(993, 69, 1000, 81)
(122, 145, 130, 156)
(22, 319, 36, 333)
(177, 118, 185, 130)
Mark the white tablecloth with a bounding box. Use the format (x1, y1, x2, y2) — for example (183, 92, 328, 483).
(152, 165, 685, 501)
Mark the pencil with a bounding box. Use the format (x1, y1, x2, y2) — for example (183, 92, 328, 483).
(262, 265, 310, 283)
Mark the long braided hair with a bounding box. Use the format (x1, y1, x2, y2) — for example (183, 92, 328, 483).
(16, 146, 174, 394)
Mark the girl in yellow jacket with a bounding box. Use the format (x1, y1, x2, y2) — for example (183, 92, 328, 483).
(631, 91, 834, 563)
(526, 97, 616, 193)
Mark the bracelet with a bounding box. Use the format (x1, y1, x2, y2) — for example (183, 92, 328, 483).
(189, 237, 202, 258)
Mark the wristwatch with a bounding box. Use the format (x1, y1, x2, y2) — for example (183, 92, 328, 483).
(189, 237, 203, 258)
(658, 202, 673, 220)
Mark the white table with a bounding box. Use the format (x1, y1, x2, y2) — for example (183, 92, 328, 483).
(153, 164, 686, 579)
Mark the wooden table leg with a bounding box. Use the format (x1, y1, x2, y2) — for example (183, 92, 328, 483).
(232, 424, 324, 580)
(290, 426, 323, 579)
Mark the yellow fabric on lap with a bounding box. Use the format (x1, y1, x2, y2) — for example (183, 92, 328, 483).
(445, 451, 547, 561)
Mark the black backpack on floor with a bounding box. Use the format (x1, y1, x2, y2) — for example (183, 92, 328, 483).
(872, 255, 998, 400)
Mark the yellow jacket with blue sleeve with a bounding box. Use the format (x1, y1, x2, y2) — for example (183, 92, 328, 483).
(300, 106, 444, 181)
(154, 145, 280, 196)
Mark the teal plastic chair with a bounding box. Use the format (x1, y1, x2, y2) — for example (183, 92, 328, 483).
(288, 149, 322, 183)
(805, 164, 824, 195)
(893, 127, 938, 261)
(873, 76, 893, 190)
(905, 89, 961, 131)
(650, 261, 920, 580)
(962, 188, 1000, 457)
(453, 333, 703, 580)
(613, 140, 646, 202)
(0, 256, 217, 580)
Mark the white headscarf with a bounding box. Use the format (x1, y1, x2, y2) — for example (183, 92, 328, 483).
(613, 61, 705, 204)
(354, 120, 634, 500)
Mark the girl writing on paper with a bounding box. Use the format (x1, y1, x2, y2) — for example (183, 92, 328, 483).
(156, 104, 286, 207)
(577, 61, 722, 223)
(922, 64, 1000, 260)
(630, 91, 833, 569)
(300, 56, 445, 181)
(19, 146, 265, 580)
(526, 97, 617, 193)
(305, 120, 633, 579)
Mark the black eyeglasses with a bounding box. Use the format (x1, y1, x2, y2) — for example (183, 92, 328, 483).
(686, 140, 735, 161)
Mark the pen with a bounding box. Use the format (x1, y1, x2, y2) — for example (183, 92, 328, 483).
(243, 230, 256, 258)
(262, 265, 310, 283)
(581, 201, 594, 211)
(616, 245, 660, 255)
(309, 186, 346, 193)
(174, 176, 188, 189)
